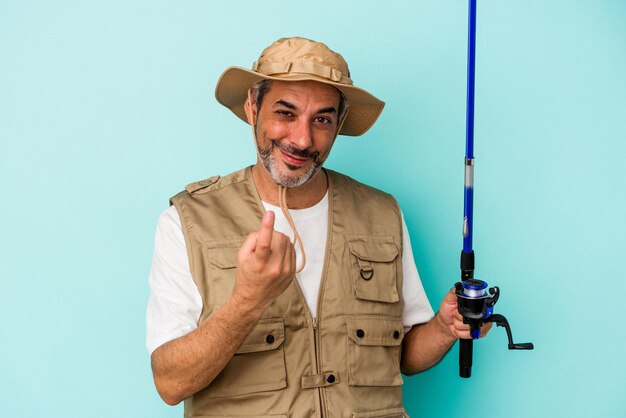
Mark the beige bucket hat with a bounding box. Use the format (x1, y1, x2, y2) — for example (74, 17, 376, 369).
(215, 37, 385, 136)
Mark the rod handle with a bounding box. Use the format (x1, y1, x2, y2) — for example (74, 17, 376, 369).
(459, 338, 473, 378)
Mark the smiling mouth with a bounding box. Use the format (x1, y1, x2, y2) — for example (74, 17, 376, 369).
(280, 150, 309, 168)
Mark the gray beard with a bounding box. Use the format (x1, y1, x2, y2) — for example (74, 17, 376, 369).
(258, 141, 323, 189)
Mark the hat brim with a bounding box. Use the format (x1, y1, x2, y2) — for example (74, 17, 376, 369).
(215, 66, 385, 137)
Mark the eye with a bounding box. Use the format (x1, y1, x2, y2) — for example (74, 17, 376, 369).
(315, 116, 332, 124)
(275, 110, 294, 117)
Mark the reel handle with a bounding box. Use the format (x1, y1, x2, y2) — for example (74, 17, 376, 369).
(486, 314, 534, 350)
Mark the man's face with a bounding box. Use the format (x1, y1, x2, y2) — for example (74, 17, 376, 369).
(251, 80, 342, 188)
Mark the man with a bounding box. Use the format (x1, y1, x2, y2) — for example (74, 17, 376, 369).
(147, 37, 490, 417)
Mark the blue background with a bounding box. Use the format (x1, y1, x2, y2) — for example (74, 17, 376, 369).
(1, 1, 625, 417)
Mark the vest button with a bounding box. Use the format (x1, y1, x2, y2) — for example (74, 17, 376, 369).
(356, 329, 365, 338)
(326, 374, 336, 384)
(393, 330, 400, 339)
(266, 334, 275, 344)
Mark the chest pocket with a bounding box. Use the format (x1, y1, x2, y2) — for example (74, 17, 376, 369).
(347, 236, 400, 303)
(204, 237, 245, 306)
(199, 317, 287, 398)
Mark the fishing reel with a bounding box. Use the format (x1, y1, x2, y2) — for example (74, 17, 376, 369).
(455, 278, 534, 378)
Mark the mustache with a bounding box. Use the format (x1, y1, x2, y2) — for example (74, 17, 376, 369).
(272, 140, 320, 161)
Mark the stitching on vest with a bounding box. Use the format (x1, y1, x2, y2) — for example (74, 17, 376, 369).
(187, 168, 252, 195)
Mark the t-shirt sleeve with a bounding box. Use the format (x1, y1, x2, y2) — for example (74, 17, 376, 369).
(401, 211, 435, 330)
(146, 205, 202, 355)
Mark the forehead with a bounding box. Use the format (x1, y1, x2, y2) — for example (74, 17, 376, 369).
(264, 80, 341, 106)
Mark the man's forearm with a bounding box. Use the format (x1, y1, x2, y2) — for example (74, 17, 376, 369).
(401, 314, 457, 375)
(150, 294, 265, 405)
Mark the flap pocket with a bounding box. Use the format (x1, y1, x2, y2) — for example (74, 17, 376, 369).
(346, 316, 404, 346)
(237, 318, 285, 354)
(195, 415, 288, 418)
(347, 235, 400, 303)
(348, 238, 399, 262)
(346, 315, 404, 387)
(202, 317, 287, 398)
(205, 237, 245, 269)
(352, 407, 408, 418)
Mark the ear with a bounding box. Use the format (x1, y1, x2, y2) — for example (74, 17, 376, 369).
(244, 90, 257, 126)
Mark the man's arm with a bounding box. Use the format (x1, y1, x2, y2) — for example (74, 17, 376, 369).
(401, 290, 492, 375)
(150, 211, 295, 405)
(151, 293, 265, 404)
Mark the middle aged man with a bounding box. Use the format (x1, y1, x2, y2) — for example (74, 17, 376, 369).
(147, 37, 491, 417)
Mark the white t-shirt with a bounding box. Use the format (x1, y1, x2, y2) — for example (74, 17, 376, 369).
(146, 192, 434, 355)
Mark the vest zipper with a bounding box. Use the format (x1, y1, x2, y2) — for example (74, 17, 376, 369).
(315, 170, 333, 418)
(289, 170, 333, 418)
(312, 317, 328, 418)
(290, 279, 323, 418)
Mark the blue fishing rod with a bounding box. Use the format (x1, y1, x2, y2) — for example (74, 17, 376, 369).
(455, 0, 533, 378)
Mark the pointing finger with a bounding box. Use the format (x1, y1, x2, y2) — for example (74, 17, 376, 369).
(255, 211, 275, 260)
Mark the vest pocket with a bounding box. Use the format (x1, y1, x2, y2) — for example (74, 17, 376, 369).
(352, 407, 408, 417)
(194, 415, 288, 418)
(206, 237, 244, 269)
(347, 236, 400, 303)
(204, 238, 245, 305)
(200, 317, 287, 398)
(345, 315, 404, 387)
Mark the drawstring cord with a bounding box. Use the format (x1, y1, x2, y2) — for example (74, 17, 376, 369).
(278, 184, 306, 273)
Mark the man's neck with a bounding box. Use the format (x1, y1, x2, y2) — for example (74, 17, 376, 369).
(251, 164, 328, 209)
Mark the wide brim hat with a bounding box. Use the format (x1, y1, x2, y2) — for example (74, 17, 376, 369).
(215, 37, 385, 137)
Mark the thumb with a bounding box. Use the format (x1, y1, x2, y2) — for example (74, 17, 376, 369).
(442, 287, 458, 305)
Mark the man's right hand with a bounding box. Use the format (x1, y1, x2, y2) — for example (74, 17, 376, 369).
(232, 211, 296, 313)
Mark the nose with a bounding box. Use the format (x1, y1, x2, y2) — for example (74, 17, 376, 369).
(289, 119, 313, 150)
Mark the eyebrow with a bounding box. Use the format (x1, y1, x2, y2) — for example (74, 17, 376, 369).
(273, 100, 337, 114)
(274, 100, 297, 110)
(317, 106, 337, 114)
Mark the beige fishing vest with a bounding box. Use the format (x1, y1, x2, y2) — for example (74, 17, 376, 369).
(170, 167, 408, 418)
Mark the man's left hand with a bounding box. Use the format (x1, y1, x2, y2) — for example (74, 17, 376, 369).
(435, 289, 493, 340)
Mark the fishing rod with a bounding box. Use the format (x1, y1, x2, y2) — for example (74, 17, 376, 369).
(455, 0, 534, 378)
